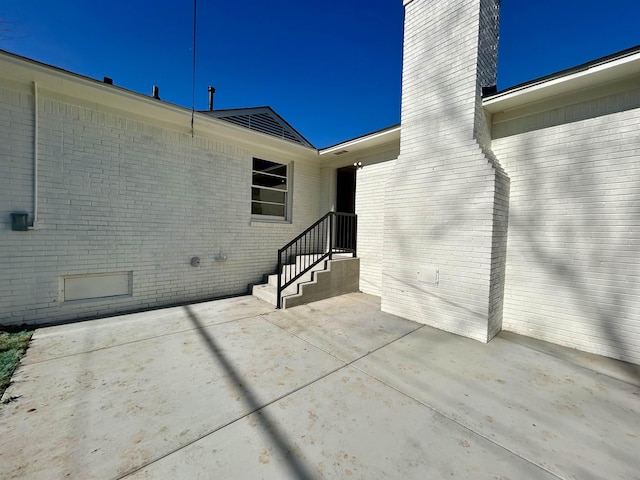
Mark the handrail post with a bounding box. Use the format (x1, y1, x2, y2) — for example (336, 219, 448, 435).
(276, 248, 283, 309)
(353, 214, 357, 257)
(329, 212, 334, 261)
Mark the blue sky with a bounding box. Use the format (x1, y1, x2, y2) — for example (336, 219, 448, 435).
(1, 1, 638, 148)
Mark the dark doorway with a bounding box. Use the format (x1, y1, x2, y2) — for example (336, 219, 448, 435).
(336, 166, 356, 214)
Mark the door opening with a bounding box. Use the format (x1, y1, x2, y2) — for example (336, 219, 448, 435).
(336, 166, 356, 214)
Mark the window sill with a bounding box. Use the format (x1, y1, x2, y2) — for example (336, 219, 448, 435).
(250, 217, 292, 227)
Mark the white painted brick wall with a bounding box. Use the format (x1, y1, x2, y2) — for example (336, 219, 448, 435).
(355, 160, 396, 296)
(0, 85, 321, 325)
(382, 0, 505, 342)
(0, 87, 34, 227)
(319, 166, 334, 214)
(492, 103, 640, 364)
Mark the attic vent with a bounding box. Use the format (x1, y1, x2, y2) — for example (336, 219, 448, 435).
(202, 107, 313, 147)
(223, 113, 301, 143)
(333, 150, 349, 156)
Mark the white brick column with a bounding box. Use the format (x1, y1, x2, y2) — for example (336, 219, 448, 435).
(382, 0, 508, 342)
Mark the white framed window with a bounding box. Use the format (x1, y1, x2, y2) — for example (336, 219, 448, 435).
(251, 158, 289, 220)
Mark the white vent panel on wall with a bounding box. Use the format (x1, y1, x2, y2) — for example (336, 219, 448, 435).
(417, 265, 439, 285)
(62, 272, 133, 302)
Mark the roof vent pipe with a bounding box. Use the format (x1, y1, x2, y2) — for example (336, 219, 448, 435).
(152, 85, 160, 100)
(208, 86, 216, 111)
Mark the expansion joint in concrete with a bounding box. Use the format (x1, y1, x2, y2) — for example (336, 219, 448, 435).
(25, 313, 262, 367)
(118, 317, 425, 479)
(351, 365, 565, 480)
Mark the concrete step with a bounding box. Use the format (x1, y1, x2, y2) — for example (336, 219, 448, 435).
(251, 283, 279, 306)
(282, 257, 359, 309)
(251, 278, 315, 307)
(268, 260, 328, 288)
(252, 256, 360, 309)
(253, 262, 326, 307)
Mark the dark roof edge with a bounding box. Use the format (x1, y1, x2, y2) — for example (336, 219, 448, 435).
(198, 106, 273, 114)
(486, 44, 640, 99)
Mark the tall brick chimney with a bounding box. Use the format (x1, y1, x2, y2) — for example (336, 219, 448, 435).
(381, 0, 509, 342)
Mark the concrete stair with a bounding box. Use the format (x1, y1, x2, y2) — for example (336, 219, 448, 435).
(252, 254, 359, 309)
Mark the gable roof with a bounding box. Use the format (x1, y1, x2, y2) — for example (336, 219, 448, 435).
(201, 107, 314, 148)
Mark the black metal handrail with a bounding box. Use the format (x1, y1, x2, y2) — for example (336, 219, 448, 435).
(277, 212, 357, 308)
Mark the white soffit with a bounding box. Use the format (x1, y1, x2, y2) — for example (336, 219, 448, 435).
(484, 51, 640, 114)
(319, 125, 401, 157)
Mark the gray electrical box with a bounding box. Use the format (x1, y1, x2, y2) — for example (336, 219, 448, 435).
(10, 213, 29, 231)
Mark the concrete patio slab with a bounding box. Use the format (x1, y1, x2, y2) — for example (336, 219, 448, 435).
(129, 365, 557, 479)
(266, 293, 421, 363)
(0, 300, 343, 479)
(355, 325, 640, 480)
(22, 295, 274, 365)
(1, 292, 639, 479)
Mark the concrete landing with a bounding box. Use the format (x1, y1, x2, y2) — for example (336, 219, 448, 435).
(1, 293, 638, 479)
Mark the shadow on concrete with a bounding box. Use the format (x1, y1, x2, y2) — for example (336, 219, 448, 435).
(183, 305, 316, 479)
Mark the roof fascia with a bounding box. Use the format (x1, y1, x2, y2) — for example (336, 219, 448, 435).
(0, 51, 317, 161)
(484, 49, 640, 114)
(318, 125, 401, 168)
(319, 125, 400, 156)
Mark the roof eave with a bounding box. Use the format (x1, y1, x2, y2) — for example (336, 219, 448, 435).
(484, 46, 640, 114)
(319, 124, 401, 157)
(0, 50, 317, 158)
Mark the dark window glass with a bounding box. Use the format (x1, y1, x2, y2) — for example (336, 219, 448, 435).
(252, 173, 287, 189)
(251, 202, 286, 217)
(253, 158, 287, 177)
(252, 158, 288, 218)
(252, 188, 286, 204)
